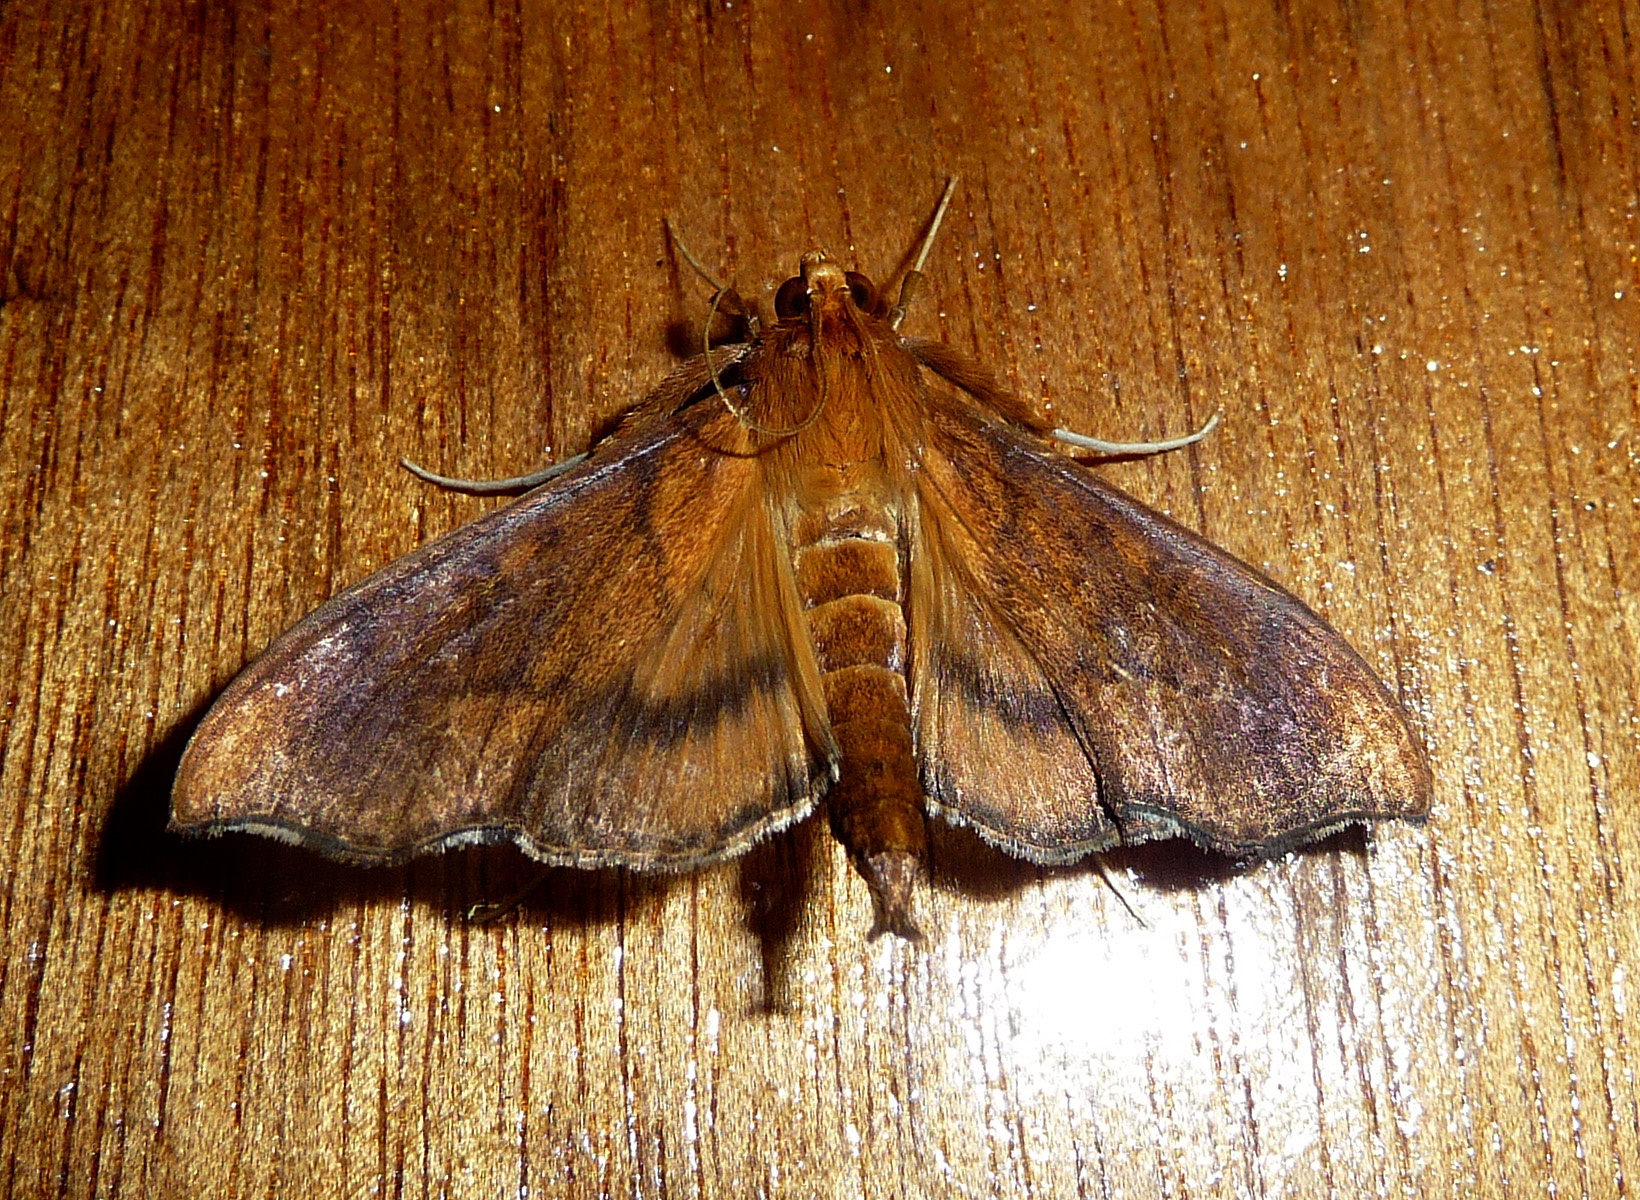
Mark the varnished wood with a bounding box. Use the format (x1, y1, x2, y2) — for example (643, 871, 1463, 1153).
(1, 1, 1634, 1197)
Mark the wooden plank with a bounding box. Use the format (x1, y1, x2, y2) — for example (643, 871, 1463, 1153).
(0, 0, 1634, 1195)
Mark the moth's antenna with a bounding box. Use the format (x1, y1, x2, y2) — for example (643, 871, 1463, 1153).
(668, 215, 825, 441)
(889, 175, 960, 331)
(701, 282, 824, 440)
(1052, 410, 1221, 456)
(667, 216, 814, 439)
(712, 342, 827, 439)
(911, 176, 960, 275)
(666, 218, 729, 294)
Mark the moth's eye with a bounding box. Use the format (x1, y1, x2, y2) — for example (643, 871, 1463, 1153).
(774, 276, 810, 320)
(845, 272, 877, 313)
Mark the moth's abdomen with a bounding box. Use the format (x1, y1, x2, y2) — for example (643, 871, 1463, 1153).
(794, 533, 927, 938)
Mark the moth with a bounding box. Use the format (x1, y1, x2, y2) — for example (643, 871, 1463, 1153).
(171, 181, 1431, 937)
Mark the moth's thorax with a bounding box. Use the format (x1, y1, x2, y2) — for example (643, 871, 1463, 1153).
(754, 254, 922, 617)
(754, 296, 921, 522)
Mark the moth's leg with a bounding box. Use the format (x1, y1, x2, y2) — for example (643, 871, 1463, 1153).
(910, 336, 1220, 454)
(1089, 855, 1147, 928)
(400, 453, 589, 494)
(1052, 410, 1221, 457)
(466, 867, 552, 922)
(404, 338, 757, 495)
(889, 175, 961, 331)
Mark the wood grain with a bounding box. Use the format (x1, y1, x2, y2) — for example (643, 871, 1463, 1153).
(1, 0, 1634, 1196)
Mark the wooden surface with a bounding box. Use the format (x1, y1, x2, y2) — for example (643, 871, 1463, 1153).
(1, 1, 1635, 1196)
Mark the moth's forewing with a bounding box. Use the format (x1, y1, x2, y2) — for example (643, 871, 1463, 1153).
(909, 387, 1431, 860)
(172, 400, 829, 870)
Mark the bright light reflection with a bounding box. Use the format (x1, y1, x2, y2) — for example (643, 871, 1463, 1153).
(971, 873, 1302, 1103)
(995, 904, 1212, 1084)
(928, 856, 1428, 1188)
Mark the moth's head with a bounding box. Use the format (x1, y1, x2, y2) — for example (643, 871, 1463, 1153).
(772, 250, 884, 328)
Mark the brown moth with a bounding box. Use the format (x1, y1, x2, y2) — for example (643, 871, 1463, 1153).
(171, 182, 1431, 937)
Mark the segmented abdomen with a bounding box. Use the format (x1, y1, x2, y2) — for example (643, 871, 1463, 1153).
(792, 513, 927, 935)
